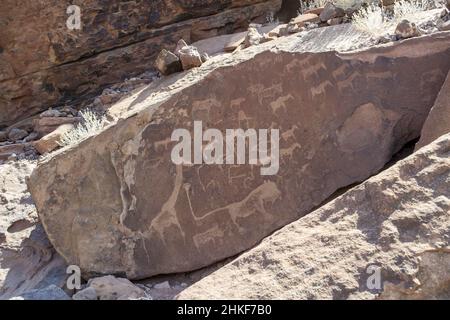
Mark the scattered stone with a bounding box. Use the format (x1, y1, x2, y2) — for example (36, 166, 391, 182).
(260, 35, 278, 43)
(0, 143, 30, 161)
(416, 70, 450, 150)
(72, 287, 98, 300)
(87, 276, 146, 300)
(267, 24, 287, 37)
(174, 39, 188, 56)
(244, 24, 264, 47)
(395, 19, 420, 39)
(319, 2, 345, 22)
(178, 134, 450, 299)
(192, 33, 246, 56)
(33, 124, 75, 154)
(10, 285, 70, 300)
(8, 128, 28, 142)
(305, 22, 319, 30)
(33, 117, 81, 136)
(327, 17, 343, 26)
(0, 131, 6, 142)
(223, 33, 247, 52)
(178, 45, 203, 70)
(377, 34, 397, 44)
(381, 0, 396, 6)
(23, 132, 39, 143)
(40, 109, 62, 118)
(98, 88, 122, 106)
(153, 281, 171, 290)
(7, 153, 17, 161)
(200, 52, 209, 63)
(290, 13, 320, 27)
(437, 20, 450, 31)
(154, 49, 182, 76)
(304, 7, 324, 16)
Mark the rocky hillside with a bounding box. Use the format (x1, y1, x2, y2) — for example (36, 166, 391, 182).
(0, 0, 281, 127)
(1, 0, 449, 300)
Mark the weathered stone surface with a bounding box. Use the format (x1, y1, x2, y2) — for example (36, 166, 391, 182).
(86, 275, 146, 300)
(33, 117, 81, 136)
(28, 27, 450, 280)
(0, 144, 32, 161)
(8, 129, 28, 142)
(178, 134, 450, 299)
(154, 50, 182, 76)
(0, 0, 282, 127)
(244, 25, 264, 47)
(0, 160, 68, 299)
(10, 285, 70, 300)
(33, 124, 75, 155)
(291, 13, 321, 27)
(0, 131, 7, 142)
(416, 70, 450, 150)
(178, 46, 203, 70)
(304, 7, 325, 16)
(72, 287, 98, 300)
(395, 20, 420, 39)
(438, 20, 450, 31)
(319, 2, 345, 22)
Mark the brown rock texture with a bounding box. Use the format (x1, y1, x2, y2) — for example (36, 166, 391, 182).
(0, 0, 282, 127)
(416, 70, 450, 150)
(178, 133, 450, 300)
(0, 161, 67, 299)
(28, 27, 450, 280)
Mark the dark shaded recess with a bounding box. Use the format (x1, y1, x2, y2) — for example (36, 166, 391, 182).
(276, 0, 302, 22)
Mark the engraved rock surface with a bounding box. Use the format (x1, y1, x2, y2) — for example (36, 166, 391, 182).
(178, 134, 450, 299)
(28, 27, 450, 279)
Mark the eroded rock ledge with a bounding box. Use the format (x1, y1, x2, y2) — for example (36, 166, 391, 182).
(28, 28, 450, 280)
(177, 133, 450, 300)
(0, 0, 282, 127)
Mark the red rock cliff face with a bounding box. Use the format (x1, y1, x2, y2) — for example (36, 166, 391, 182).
(0, 0, 282, 127)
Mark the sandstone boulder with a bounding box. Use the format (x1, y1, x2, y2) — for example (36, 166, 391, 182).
(28, 27, 450, 280)
(7, 128, 28, 142)
(85, 275, 146, 300)
(416, 70, 450, 150)
(33, 117, 81, 136)
(178, 46, 203, 70)
(290, 13, 321, 27)
(395, 20, 420, 39)
(319, 2, 345, 22)
(154, 49, 182, 76)
(244, 25, 264, 47)
(33, 124, 75, 155)
(178, 133, 450, 299)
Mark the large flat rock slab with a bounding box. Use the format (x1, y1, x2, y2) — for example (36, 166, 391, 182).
(178, 133, 450, 299)
(28, 29, 450, 279)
